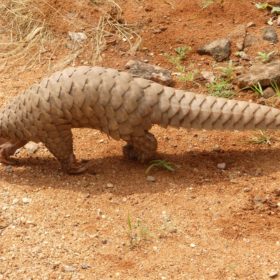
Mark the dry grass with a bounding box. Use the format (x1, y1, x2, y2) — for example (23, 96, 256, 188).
(91, 0, 141, 62)
(0, 0, 142, 72)
(0, 0, 52, 72)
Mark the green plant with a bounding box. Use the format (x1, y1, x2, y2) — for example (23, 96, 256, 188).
(217, 60, 235, 81)
(207, 79, 235, 98)
(257, 51, 275, 63)
(250, 82, 264, 97)
(249, 130, 272, 145)
(255, 2, 270, 10)
(255, 2, 280, 14)
(271, 80, 280, 97)
(127, 214, 151, 248)
(166, 45, 191, 66)
(165, 46, 199, 83)
(178, 69, 199, 83)
(200, 0, 224, 9)
(146, 160, 175, 174)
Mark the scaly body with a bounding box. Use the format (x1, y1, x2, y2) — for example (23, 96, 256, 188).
(1, 66, 280, 173)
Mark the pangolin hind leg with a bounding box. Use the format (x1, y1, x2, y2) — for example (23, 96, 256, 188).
(0, 138, 27, 165)
(122, 131, 158, 163)
(43, 128, 91, 174)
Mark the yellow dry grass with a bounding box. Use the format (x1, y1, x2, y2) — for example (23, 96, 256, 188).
(0, 0, 52, 72)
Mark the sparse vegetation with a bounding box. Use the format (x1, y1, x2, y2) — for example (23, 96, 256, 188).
(271, 80, 280, 97)
(217, 60, 236, 81)
(200, 0, 224, 9)
(127, 214, 151, 248)
(0, 0, 51, 71)
(249, 130, 272, 145)
(166, 46, 199, 83)
(257, 51, 275, 63)
(146, 160, 175, 174)
(255, 2, 280, 14)
(207, 79, 235, 98)
(91, 1, 141, 62)
(250, 82, 264, 97)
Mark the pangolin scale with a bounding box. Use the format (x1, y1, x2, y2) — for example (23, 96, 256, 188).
(1, 66, 280, 173)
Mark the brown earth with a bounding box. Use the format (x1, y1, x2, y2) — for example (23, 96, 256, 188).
(0, 1, 279, 279)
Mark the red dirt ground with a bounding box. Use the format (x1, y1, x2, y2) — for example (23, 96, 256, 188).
(0, 1, 279, 279)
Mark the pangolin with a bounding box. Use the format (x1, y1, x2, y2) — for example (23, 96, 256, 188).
(1, 66, 280, 174)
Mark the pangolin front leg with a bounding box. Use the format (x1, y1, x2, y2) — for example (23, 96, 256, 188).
(42, 128, 91, 174)
(122, 131, 158, 163)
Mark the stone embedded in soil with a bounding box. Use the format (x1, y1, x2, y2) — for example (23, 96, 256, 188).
(229, 24, 247, 51)
(236, 60, 280, 88)
(269, 271, 278, 278)
(24, 142, 39, 154)
(217, 163, 226, 170)
(263, 27, 278, 43)
(68, 32, 87, 43)
(146, 176, 156, 182)
(62, 265, 76, 272)
(125, 60, 173, 86)
(263, 87, 275, 99)
(200, 71, 215, 83)
(197, 38, 231, 62)
(244, 33, 260, 48)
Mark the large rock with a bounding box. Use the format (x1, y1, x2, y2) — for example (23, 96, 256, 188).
(236, 60, 280, 88)
(197, 38, 231, 62)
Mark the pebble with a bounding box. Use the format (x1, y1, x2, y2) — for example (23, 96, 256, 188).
(24, 142, 39, 154)
(12, 198, 19, 205)
(190, 243, 196, 248)
(269, 271, 278, 278)
(68, 31, 87, 43)
(217, 162, 226, 170)
(22, 197, 32, 204)
(263, 27, 278, 43)
(146, 176, 156, 182)
(106, 183, 114, 188)
(243, 187, 252, 193)
(81, 264, 91, 269)
(63, 265, 76, 272)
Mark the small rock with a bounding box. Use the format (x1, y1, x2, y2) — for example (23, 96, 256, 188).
(146, 176, 156, 182)
(68, 32, 87, 43)
(12, 198, 19, 205)
(217, 163, 226, 170)
(197, 38, 231, 62)
(24, 142, 39, 154)
(229, 24, 246, 51)
(244, 34, 260, 48)
(269, 271, 278, 278)
(263, 87, 275, 99)
(81, 264, 91, 270)
(201, 71, 215, 83)
(106, 183, 114, 188)
(190, 243, 196, 248)
(243, 187, 252, 193)
(125, 60, 173, 86)
(63, 265, 76, 272)
(5, 166, 13, 173)
(246, 22, 256, 28)
(263, 27, 278, 43)
(22, 197, 32, 204)
(212, 145, 221, 152)
(235, 51, 250, 61)
(101, 239, 108, 244)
